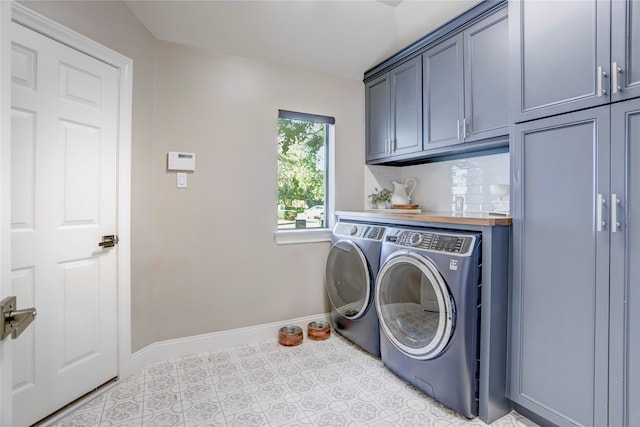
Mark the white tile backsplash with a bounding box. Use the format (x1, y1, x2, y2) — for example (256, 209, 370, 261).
(364, 153, 510, 213)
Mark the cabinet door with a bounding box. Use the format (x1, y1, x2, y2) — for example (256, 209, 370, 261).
(423, 34, 464, 151)
(390, 56, 422, 158)
(611, 0, 640, 102)
(510, 0, 611, 123)
(365, 73, 390, 161)
(510, 107, 610, 427)
(464, 7, 508, 142)
(609, 98, 640, 427)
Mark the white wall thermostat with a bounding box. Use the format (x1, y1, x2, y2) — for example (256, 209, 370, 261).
(167, 152, 196, 171)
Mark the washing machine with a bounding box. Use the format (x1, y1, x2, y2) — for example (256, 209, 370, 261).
(375, 226, 482, 418)
(325, 220, 387, 357)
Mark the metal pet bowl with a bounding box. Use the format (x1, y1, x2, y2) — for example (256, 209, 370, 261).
(278, 325, 303, 346)
(307, 321, 331, 341)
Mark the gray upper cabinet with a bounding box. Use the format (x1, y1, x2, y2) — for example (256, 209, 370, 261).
(423, 34, 464, 150)
(365, 56, 422, 162)
(463, 7, 509, 141)
(424, 7, 509, 151)
(611, 1, 640, 101)
(510, 106, 611, 427)
(365, 74, 391, 161)
(510, 0, 611, 123)
(364, 2, 508, 164)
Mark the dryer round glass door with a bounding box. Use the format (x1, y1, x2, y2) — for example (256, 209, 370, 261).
(326, 240, 372, 319)
(376, 251, 455, 360)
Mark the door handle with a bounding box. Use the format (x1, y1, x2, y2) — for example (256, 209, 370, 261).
(597, 194, 606, 232)
(99, 235, 119, 248)
(1, 296, 37, 340)
(597, 66, 607, 97)
(612, 61, 622, 94)
(612, 193, 621, 233)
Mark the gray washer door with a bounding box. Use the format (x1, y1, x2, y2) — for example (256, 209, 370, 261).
(326, 240, 371, 319)
(376, 251, 455, 360)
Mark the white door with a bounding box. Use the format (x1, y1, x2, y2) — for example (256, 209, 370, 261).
(11, 21, 119, 426)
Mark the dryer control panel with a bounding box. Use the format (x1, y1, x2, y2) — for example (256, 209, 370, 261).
(333, 222, 386, 241)
(387, 230, 476, 255)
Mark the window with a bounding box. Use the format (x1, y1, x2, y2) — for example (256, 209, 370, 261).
(277, 110, 334, 231)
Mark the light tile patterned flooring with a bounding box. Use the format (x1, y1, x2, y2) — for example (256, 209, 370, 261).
(47, 333, 538, 427)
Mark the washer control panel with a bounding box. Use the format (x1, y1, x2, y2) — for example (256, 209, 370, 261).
(334, 222, 386, 241)
(386, 229, 476, 255)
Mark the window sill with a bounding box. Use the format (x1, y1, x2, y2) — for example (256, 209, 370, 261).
(274, 228, 332, 245)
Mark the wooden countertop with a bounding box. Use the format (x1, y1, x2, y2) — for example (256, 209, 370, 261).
(335, 210, 512, 227)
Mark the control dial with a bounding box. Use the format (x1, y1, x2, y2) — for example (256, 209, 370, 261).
(409, 233, 423, 246)
(349, 225, 358, 236)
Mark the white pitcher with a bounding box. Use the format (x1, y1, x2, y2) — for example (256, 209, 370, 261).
(391, 178, 417, 206)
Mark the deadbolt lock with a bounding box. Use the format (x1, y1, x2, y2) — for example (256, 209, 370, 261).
(99, 235, 119, 248)
(1, 296, 37, 341)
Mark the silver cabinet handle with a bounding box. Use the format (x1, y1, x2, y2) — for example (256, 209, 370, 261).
(597, 66, 607, 96)
(612, 61, 622, 94)
(612, 193, 621, 233)
(463, 119, 468, 139)
(597, 194, 606, 231)
(456, 120, 461, 139)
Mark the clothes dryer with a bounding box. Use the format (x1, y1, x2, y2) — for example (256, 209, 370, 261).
(375, 226, 482, 418)
(326, 221, 386, 357)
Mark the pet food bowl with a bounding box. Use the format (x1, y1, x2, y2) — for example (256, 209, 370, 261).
(278, 325, 303, 346)
(307, 321, 331, 341)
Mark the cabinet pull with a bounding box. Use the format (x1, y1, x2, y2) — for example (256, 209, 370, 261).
(612, 193, 621, 233)
(612, 61, 622, 94)
(597, 66, 607, 96)
(456, 120, 461, 140)
(597, 194, 606, 232)
(463, 119, 468, 139)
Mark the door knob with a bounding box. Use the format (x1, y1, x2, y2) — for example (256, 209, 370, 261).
(1, 296, 37, 340)
(99, 235, 119, 248)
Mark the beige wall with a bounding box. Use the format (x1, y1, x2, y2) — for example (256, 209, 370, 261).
(19, 1, 365, 351)
(151, 42, 364, 342)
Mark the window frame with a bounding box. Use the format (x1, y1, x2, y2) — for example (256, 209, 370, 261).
(274, 110, 335, 245)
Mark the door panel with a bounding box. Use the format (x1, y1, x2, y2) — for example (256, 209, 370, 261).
(612, 0, 640, 101)
(390, 56, 422, 157)
(464, 7, 508, 141)
(423, 34, 464, 150)
(10, 22, 118, 426)
(510, 0, 610, 122)
(623, 100, 640, 427)
(610, 98, 640, 427)
(511, 107, 610, 427)
(365, 74, 390, 161)
(10, 109, 35, 230)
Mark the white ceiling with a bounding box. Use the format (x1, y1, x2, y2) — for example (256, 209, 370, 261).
(124, 0, 482, 80)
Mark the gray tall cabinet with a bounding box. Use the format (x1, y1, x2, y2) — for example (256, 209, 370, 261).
(510, 1, 640, 426)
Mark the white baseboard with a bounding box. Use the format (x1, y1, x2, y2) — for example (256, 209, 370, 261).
(125, 313, 330, 377)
